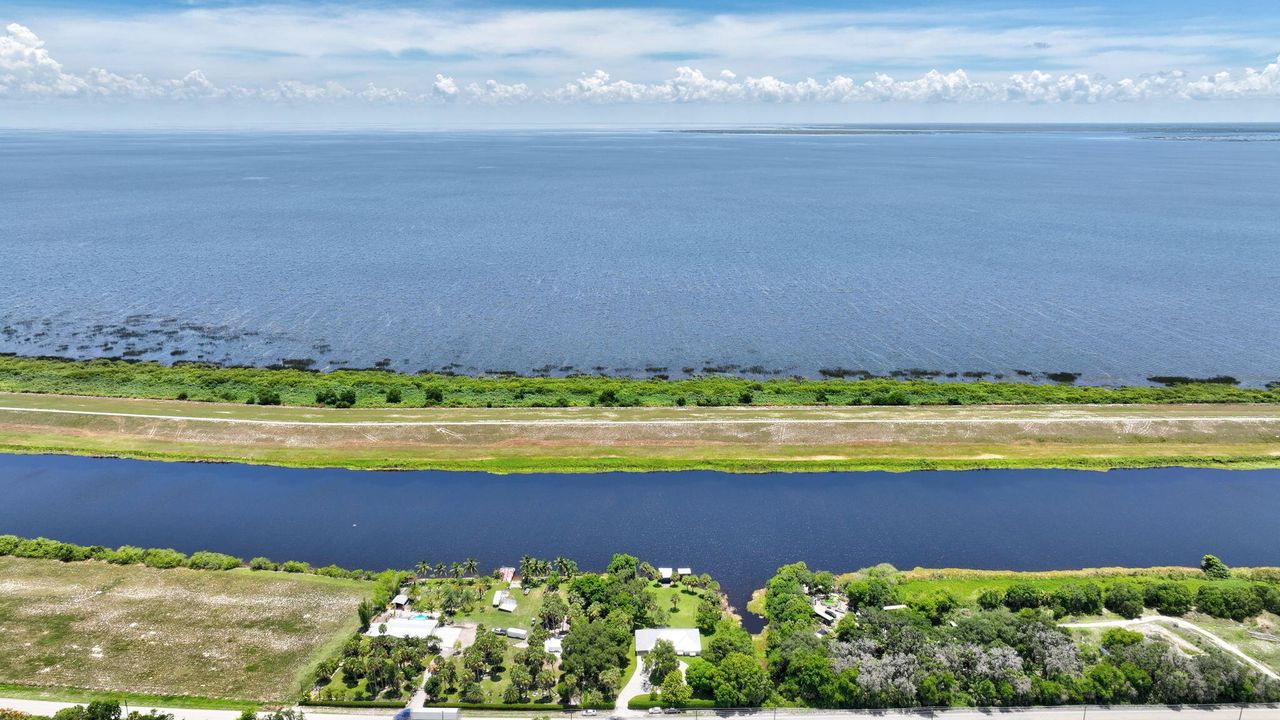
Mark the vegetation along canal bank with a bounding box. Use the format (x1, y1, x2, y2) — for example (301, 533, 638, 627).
(1, 356, 1279, 472)
(3, 533, 1280, 713)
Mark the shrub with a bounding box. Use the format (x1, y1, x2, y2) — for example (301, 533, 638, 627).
(281, 560, 311, 573)
(1050, 582, 1103, 617)
(1103, 582, 1145, 619)
(249, 556, 278, 571)
(0, 534, 18, 555)
(1255, 584, 1280, 615)
(142, 547, 187, 569)
(1003, 583, 1047, 611)
(976, 588, 1004, 610)
(315, 564, 354, 578)
(1196, 585, 1263, 620)
(186, 551, 243, 570)
(1143, 582, 1194, 616)
(385, 387, 402, 403)
(108, 545, 145, 565)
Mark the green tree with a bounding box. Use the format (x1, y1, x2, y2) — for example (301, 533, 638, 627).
(704, 619, 753, 665)
(684, 657, 717, 696)
(1104, 582, 1145, 619)
(661, 670, 693, 707)
(1201, 554, 1231, 580)
(696, 597, 722, 634)
(1144, 582, 1194, 616)
(644, 639, 680, 684)
(713, 653, 772, 707)
(1002, 583, 1046, 611)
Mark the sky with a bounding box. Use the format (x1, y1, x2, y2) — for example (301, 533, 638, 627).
(2, 0, 1280, 127)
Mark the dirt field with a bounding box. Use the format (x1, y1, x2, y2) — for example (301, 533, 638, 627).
(1, 392, 1278, 472)
(0, 557, 371, 701)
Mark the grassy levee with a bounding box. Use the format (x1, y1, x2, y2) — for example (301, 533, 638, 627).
(0, 557, 373, 703)
(2, 391, 1280, 472)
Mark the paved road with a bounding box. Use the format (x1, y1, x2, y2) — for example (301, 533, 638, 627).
(1061, 616, 1280, 681)
(4, 698, 1278, 720)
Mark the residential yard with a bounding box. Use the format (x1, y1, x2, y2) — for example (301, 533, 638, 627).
(650, 584, 708, 629)
(0, 556, 371, 702)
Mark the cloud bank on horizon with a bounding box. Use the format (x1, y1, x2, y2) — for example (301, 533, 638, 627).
(3, 1, 1280, 125)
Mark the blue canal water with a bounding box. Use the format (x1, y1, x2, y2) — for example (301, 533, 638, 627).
(3, 126, 1280, 384)
(3, 454, 1279, 629)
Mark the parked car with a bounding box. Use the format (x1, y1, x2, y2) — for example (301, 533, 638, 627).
(647, 708, 664, 715)
(581, 711, 597, 717)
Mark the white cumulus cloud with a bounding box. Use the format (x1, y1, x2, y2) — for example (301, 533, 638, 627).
(3, 23, 1279, 109)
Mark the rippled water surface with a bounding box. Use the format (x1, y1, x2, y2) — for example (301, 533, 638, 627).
(3, 126, 1279, 383)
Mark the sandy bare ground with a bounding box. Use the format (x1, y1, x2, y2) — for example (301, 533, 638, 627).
(1061, 616, 1280, 681)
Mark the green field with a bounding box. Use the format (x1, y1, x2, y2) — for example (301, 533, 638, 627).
(0, 557, 372, 703)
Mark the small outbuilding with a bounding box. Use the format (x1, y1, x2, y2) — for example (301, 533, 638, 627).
(658, 567, 674, 583)
(392, 593, 410, 609)
(677, 567, 693, 577)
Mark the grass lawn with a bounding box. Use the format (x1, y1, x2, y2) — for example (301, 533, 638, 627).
(453, 586, 547, 631)
(0, 557, 372, 702)
(649, 584, 709, 629)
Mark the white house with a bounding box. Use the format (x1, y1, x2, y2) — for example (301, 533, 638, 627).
(635, 628, 701, 656)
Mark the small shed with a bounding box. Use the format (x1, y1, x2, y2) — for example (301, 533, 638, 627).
(392, 593, 410, 609)
(544, 637, 563, 654)
(499, 597, 519, 613)
(677, 567, 693, 577)
(493, 589, 508, 607)
(658, 567, 674, 583)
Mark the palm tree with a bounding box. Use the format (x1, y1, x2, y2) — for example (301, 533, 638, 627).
(537, 559, 553, 577)
(519, 555, 535, 580)
(463, 558, 479, 577)
(434, 562, 446, 578)
(450, 562, 463, 579)
(554, 556, 578, 578)
(415, 560, 430, 585)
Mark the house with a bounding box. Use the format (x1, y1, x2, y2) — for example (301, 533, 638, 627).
(544, 637, 563, 654)
(392, 593, 410, 609)
(635, 628, 701, 656)
(812, 601, 836, 624)
(499, 596, 519, 613)
(677, 567, 693, 577)
(506, 627, 528, 640)
(658, 567, 674, 583)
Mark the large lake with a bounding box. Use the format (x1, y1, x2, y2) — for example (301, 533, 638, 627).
(3, 126, 1280, 384)
(4, 454, 1279, 629)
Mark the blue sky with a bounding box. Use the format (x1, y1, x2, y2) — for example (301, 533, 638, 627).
(3, 0, 1279, 126)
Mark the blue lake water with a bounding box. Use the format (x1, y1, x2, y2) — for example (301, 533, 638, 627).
(2, 126, 1279, 384)
(3, 454, 1279, 629)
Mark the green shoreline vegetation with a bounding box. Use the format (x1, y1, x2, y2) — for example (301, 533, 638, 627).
(3, 355, 1278, 408)
(5, 532, 1280, 714)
